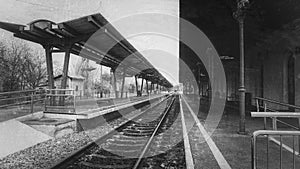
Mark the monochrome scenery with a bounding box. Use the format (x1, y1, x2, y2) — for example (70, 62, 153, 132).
(1, 0, 300, 168)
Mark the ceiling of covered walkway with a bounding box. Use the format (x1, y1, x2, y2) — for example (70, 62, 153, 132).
(0, 13, 173, 88)
(180, 0, 300, 80)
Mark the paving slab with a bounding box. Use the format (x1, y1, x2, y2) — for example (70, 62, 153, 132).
(0, 119, 52, 158)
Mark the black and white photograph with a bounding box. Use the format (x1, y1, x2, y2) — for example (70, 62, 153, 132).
(0, 0, 300, 168)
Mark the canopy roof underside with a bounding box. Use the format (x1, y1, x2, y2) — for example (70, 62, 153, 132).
(0, 13, 172, 87)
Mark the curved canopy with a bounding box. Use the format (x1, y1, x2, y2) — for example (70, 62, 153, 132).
(0, 13, 173, 88)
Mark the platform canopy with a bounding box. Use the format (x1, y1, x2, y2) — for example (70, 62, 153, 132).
(0, 13, 173, 88)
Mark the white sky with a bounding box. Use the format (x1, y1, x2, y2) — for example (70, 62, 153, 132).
(0, 0, 179, 85)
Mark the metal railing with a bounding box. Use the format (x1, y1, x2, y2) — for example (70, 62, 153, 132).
(44, 89, 76, 114)
(254, 97, 300, 130)
(252, 97, 300, 169)
(0, 89, 46, 114)
(252, 130, 300, 169)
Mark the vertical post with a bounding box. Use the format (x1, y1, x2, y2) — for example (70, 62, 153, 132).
(30, 93, 34, 114)
(264, 103, 267, 130)
(272, 117, 277, 130)
(234, 0, 248, 134)
(135, 75, 139, 96)
(120, 69, 126, 98)
(150, 82, 153, 94)
(44, 45, 54, 106)
(201, 82, 204, 96)
(112, 69, 118, 98)
(73, 90, 76, 114)
(100, 65, 103, 98)
(298, 118, 300, 153)
(146, 80, 149, 95)
(238, 18, 246, 134)
(140, 78, 144, 95)
(60, 45, 72, 106)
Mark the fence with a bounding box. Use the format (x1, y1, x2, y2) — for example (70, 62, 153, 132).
(0, 89, 46, 114)
(254, 97, 300, 130)
(44, 89, 76, 114)
(251, 97, 300, 169)
(252, 130, 300, 169)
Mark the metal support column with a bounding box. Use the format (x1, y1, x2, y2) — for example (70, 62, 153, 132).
(238, 19, 246, 133)
(59, 45, 72, 105)
(135, 75, 139, 96)
(44, 45, 54, 105)
(45, 45, 54, 89)
(120, 69, 126, 98)
(112, 69, 118, 98)
(146, 80, 149, 95)
(234, 0, 249, 134)
(141, 78, 144, 95)
(150, 82, 153, 94)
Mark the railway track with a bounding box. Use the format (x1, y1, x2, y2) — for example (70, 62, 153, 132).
(50, 94, 185, 169)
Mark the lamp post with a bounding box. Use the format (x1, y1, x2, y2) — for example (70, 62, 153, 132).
(234, 0, 249, 134)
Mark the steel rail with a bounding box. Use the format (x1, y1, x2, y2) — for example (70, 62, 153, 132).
(132, 96, 176, 169)
(48, 94, 173, 169)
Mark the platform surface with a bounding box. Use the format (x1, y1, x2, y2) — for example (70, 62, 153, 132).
(0, 119, 52, 158)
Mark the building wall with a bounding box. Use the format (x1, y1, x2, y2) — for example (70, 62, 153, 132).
(294, 53, 300, 105)
(245, 39, 299, 110)
(262, 49, 285, 109)
(223, 61, 239, 101)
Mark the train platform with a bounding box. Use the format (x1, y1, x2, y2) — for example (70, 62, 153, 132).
(181, 95, 300, 168)
(44, 94, 165, 119)
(181, 95, 264, 169)
(0, 94, 163, 122)
(2, 93, 298, 168)
(0, 94, 166, 159)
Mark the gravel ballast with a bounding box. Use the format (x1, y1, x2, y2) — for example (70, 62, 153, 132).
(0, 107, 148, 169)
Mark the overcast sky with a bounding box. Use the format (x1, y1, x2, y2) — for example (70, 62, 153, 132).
(0, 0, 179, 85)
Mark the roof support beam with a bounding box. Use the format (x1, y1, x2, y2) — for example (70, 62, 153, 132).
(58, 23, 80, 36)
(135, 75, 139, 96)
(87, 16, 103, 28)
(44, 45, 55, 105)
(14, 33, 43, 44)
(146, 80, 149, 95)
(150, 81, 153, 94)
(30, 25, 59, 39)
(140, 78, 144, 95)
(59, 44, 72, 105)
(112, 69, 118, 99)
(120, 68, 126, 98)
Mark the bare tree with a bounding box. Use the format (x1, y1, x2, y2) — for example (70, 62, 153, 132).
(0, 39, 47, 91)
(22, 51, 47, 89)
